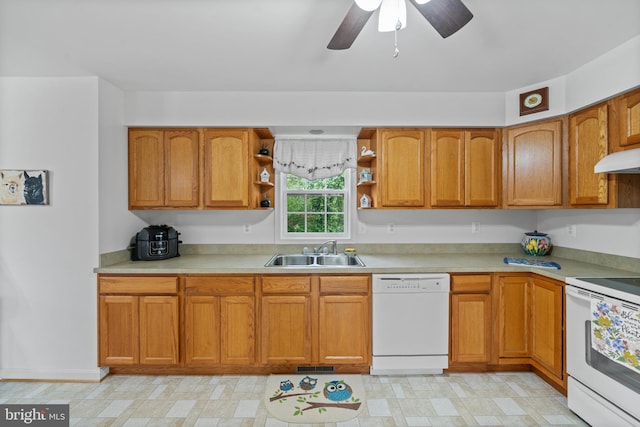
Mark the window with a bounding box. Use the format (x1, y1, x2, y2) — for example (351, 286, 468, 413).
(279, 171, 351, 240)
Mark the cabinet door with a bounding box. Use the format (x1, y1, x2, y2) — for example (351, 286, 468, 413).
(261, 295, 312, 364)
(618, 88, 640, 148)
(165, 130, 200, 207)
(220, 295, 255, 365)
(466, 130, 500, 207)
(202, 129, 250, 208)
(506, 120, 563, 207)
(450, 293, 492, 363)
(318, 293, 370, 365)
(569, 104, 609, 206)
(430, 129, 465, 207)
(530, 277, 563, 379)
(129, 129, 164, 208)
(495, 275, 529, 358)
(185, 295, 220, 365)
(99, 295, 139, 366)
(379, 129, 426, 207)
(139, 296, 179, 365)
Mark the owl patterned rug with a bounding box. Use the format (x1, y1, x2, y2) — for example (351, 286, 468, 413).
(265, 374, 365, 424)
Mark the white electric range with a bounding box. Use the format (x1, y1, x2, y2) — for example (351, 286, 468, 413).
(565, 276, 640, 426)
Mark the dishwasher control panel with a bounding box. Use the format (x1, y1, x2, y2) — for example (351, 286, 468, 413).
(372, 273, 450, 293)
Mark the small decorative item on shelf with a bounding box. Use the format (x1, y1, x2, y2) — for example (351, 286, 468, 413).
(258, 145, 270, 156)
(359, 193, 371, 209)
(361, 146, 375, 156)
(521, 230, 552, 256)
(359, 169, 372, 183)
(260, 195, 272, 208)
(259, 167, 270, 183)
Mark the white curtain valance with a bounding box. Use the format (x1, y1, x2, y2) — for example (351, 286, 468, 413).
(273, 138, 357, 180)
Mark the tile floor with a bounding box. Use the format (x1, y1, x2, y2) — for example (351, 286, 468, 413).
(0, 372, 589, 426)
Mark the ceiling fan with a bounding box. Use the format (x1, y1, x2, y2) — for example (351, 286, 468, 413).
(327, 0, 473, 50)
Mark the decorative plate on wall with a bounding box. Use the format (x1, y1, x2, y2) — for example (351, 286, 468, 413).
(519, 87, 549, 116)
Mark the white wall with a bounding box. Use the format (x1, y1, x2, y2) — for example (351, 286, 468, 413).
(0, 77, 103, 380)
(98, 79, 147, 254)
(122, 35, 640, 259)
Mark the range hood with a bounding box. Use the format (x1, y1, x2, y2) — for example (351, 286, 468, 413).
(594, 148, 640, 174)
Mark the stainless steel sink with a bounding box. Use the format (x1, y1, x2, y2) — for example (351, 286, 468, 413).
(264, 253, 365, 267)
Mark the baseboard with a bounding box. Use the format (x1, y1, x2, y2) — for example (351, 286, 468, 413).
(0, 367, 109, 382)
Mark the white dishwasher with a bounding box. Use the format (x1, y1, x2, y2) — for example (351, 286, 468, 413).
(371, 273, 450, 375)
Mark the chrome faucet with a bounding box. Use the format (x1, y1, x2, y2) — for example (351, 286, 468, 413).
(314, 239, 338, 255)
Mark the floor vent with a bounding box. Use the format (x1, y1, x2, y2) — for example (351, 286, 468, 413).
(296, 366, 336, 374)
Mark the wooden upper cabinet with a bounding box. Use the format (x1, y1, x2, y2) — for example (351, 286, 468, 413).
(129, 129, 165, 208)
(569, 103, 609, 206)
(128, 129, 199, 209)
(165, 130, 200, 207)
(617, 88, 640, 148)
(430, 129, 499, 207)
(202, 129, 250, 208)
(505, 120, 563, 207)
(430, 129, 465, 207)
(379, 129, 426, 207)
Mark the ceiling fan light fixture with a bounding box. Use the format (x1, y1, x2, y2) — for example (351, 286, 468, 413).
(378, 0, 407, 32)
(354, 0, 382, 11)
(414, 0, 432, 4)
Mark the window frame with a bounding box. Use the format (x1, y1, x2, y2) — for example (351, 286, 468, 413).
(276, 170, 353, 242)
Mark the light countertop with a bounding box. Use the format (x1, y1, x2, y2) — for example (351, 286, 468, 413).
(95, 251, 639, 282)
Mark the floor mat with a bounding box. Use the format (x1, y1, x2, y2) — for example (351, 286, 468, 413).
(265, 374, 365, 424)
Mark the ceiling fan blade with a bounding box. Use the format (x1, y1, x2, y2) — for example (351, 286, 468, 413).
(327, 3, 375, 50)
(409, 0, 473, 38)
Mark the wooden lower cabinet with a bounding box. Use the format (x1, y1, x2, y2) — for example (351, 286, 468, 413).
(184, 276, 256, 366)
(530, 276, 564, 380)
(492, 273, 565, 389)
(260, 274, 371, 369)
(98, 276, 180, 367)
(260, 275, 313, 365)
(318, 276, 371, 365)
(449, 274, 492, 367)
(494, 274, 530, 360)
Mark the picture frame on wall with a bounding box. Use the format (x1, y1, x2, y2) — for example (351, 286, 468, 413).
(0, 170, 48, 205)
(519, 87, 549, 116)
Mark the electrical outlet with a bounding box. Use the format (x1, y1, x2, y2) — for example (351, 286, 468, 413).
(471, 222, 480, 233)
(358, 222, 367, 234)
(243, 224, 251, 233)
(567, 224, 576, 237)
(387, 223, 395, 233)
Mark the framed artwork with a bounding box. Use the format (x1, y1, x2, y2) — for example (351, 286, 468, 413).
(519, 87, 549, 116)
(0, 170, 48, 205)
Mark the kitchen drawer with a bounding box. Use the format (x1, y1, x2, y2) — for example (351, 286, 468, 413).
(99, 276, 178, 294)
(185, 276, 255, 295)
(261, 276, 311, 294)
(319, 275, 369, 294)
(451, 274, 492, 293)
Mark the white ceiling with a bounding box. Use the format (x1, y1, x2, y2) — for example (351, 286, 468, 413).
(1, 0, 639, 93)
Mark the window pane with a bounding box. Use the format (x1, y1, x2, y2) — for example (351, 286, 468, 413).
(286, 175, 309, 190)
(327, 214, 344, 232)
(287, 214, 306, 232)
(327, 195, 344, 212)
(326, 174, 345, 190)
(307, 214, 326, 232)
(308, 195, 325, 212)
(287, 195, 305, 212)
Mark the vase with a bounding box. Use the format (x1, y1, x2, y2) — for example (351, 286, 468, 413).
(521, 230, 551, 256)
